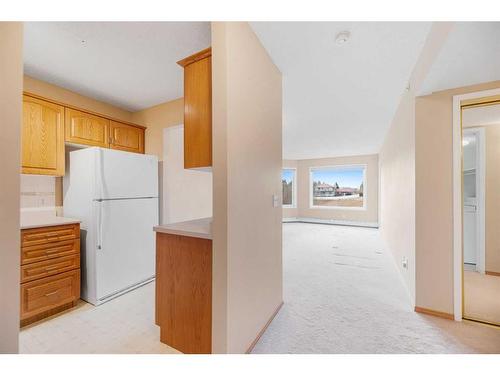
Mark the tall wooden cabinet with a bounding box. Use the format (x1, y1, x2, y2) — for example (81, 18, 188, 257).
(22, 96, 65, 176)
(177, 47, 212, 169)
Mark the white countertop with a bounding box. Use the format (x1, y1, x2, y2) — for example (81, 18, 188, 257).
(20, 209, 81, 230)
(154, 218, 212, 240)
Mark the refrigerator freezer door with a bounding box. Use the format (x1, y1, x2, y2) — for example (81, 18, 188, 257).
(96, 148, 158, 200)
(95, 198, 159, 302)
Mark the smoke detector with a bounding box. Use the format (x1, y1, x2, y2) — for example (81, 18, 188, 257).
(335, 31, 351, 46)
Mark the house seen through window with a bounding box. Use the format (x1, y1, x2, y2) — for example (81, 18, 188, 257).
(310, 166, 365, 208)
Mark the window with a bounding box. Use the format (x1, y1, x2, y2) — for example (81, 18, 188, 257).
(282, 169, 296, 208)
(310, 165, 366, 209)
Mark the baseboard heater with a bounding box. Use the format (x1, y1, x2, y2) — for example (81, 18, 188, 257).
(283, 217, 379, 229)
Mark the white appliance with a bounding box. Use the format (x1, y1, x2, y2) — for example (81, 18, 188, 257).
(463, 198, 477, 265)
(64, 147, 159, 305)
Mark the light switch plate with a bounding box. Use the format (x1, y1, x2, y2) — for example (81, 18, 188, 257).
(273, 194, 280, 208)
(402, 256, 408, 269)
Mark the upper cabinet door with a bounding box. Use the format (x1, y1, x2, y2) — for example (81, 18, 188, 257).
(22, 96, 65, 176)
(109, 121, 145, 154)
(178, 48, 212, 169)
(65, 108, 110, 148)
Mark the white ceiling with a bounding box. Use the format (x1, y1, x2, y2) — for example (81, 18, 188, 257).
(24, 22, 211, 112)
(251, 22, 432, 160)
(420, 22, 500, 95)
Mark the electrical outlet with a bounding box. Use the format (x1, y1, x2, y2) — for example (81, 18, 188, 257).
(402, 256, 408, 269)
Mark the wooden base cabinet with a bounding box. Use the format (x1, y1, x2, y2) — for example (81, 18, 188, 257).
(156, 232, 212, 354)
(20, 224, 81, 327)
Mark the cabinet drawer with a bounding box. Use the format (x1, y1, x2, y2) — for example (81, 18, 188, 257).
(21, 254, 80, 283)
(21, 224, 79, 247)
(20, 269, 80, 320)
(21, 238, 80, 265)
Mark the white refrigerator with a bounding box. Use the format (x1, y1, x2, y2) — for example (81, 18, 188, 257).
(64, 147, 159, 306)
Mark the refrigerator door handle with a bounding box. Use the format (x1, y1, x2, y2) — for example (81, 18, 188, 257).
(97, 201, 103, 250)
(97, 148, 105, 199)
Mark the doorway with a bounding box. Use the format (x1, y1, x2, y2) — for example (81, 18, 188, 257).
(457, 95, 500, 326)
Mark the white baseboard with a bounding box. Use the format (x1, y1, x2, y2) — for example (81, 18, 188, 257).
(283, 217, 379, 228)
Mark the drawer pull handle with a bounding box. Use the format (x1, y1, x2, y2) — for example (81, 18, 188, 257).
(46, 249, 61, 254)
(45, 265, 60, 271)
(44, 290, 59, 297)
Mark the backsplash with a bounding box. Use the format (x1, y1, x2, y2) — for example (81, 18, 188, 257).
(20, 174, 56, 208)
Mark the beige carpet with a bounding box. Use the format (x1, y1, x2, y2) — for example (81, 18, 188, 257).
(464, 270, 500, 324)
(252, 223, 500, 353)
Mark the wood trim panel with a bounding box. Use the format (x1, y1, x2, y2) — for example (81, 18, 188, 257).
(461, 96, 500, 109)
(245, 302, 284, 354)
(177, 47, 211, 68)
(23, 91, 146, 130)
(21, 224, 80, 248)
(414, 306, 454, 320)
(156, 232, 212, 354)
(21, 300, 78, 328)
(485, 271, 500, 277)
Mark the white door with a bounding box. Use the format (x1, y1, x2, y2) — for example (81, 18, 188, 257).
(95, 197, 158, 302)
(96, 148, 158, 200)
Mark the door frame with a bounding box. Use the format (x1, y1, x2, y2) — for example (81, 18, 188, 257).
(452, 88, 500, 321)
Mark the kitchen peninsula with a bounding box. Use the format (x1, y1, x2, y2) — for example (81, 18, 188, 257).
(154, 218, 212, 354)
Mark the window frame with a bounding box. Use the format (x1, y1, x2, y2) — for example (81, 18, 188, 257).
(309, 164, 367, 211)
(282, 168, 297, 208)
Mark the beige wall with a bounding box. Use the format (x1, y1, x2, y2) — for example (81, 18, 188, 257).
(282, 159, 298, 218)
(24, 75, 133, 122)
(212, 22, 282, 354)
(415, 81, 500, 314)
(0, 22, 23, 353)
(381, 88, 417, 303)
(296, 155, 378, 223)
(379, 23, 453, 306)
(131, 98, 184, 160)
(162, 125, 212, 224)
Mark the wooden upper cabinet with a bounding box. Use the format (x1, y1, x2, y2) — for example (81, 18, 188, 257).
(110, 121, 145, 154)
(177, 47, 212, 169)
(22, 96, 65, 176)
(65, 108, 110, 148)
